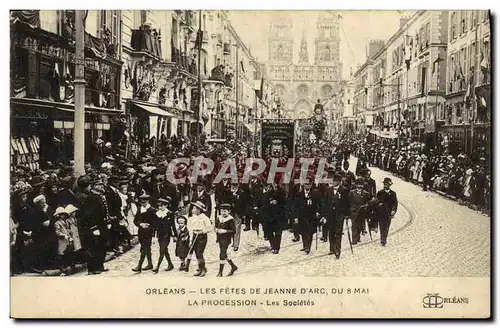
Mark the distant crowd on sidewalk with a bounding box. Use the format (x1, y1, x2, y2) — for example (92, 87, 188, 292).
(355, 140, 490, 216)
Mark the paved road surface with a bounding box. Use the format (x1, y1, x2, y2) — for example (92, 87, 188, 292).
(72, 157, 490, 278)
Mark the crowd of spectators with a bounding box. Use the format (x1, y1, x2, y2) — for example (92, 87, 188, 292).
(356, 140, 490, 215)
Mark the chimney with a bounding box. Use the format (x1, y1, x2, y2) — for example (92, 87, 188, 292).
(368, 40, 385, 59)
(400, 16, 410, 29)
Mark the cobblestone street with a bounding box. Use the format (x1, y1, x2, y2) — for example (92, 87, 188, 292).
(72, 158, 490, 278)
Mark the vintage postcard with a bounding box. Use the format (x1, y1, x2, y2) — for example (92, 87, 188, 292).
(10, 9, 491, 319)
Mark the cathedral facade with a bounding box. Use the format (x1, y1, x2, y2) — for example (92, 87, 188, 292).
(267, 13, 343, 119)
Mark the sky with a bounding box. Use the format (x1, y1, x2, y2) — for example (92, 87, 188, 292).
(227, 10, 416, 79)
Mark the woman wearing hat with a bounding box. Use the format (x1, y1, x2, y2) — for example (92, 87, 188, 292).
(185, 201, 212, 277)
(214, 204, 238, 277)
(132, 194, 156, 273)
(153, 197, 178, 273)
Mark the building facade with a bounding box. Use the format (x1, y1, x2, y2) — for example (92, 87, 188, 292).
(443, 10, 490, 154)
(11, 10, 124, 169)
(354, 11, 450, 148)
(10, 10, 268, 168)
(267, 12, 342, 120)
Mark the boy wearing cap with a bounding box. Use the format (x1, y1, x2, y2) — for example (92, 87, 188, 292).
(153, 197, 178, 273)
(132, 194, 156, 272)
(215, 204, 238, 277)
(175, 216, 190, 271)
(376, 178, 398, 246)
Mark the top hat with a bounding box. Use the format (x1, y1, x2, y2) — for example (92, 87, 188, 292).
(191, 201, 207, 212)
(31, 175, 46, 187)
(355, 178, 365, 185)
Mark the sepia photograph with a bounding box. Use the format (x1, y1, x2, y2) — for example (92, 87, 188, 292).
(9, 7, 491, 319)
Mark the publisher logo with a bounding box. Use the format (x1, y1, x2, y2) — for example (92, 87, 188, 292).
(423, 293, 443, 308)
(422, 293, 469, 308)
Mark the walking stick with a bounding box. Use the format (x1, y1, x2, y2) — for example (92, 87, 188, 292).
(316, 223, 320, 251)
(367, 216, 373, 241)
(187, 233, 199, 256)
(345, 217, 354, 254)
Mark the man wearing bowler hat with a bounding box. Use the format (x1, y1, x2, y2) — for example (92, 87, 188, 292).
(376, 178, 398, 246)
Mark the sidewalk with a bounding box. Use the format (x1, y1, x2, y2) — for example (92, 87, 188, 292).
(17, 205, 191, 277)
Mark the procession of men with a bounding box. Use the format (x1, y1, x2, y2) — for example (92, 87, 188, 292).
(10, 134, 399, 277)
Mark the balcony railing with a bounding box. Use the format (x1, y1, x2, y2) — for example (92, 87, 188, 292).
(170, 42, 197, 76)
(223, 43, 231, 55)
(131, 26, 162, 59)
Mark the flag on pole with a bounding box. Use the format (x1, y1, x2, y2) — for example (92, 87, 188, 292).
(432, 55, 443, 74)
(195, 29, 203, 49)
(259, 77, 264, 100)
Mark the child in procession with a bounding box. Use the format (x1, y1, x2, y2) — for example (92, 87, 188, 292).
(175, 216, 190, 271)
(215, 204, 238, 277)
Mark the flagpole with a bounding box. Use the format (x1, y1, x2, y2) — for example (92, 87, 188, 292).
(196, 10, 202, 151)
(470, 18, 480, 155)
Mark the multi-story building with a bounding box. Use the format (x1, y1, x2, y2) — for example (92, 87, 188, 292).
(443, 10, 490, 153)
(11, 10, 124, 169)
(340, 78, 356, 136)
(121, 10, 200, 154)
(267, 12, 342, 119)
(363, 12, 449, 147)
(351, 40, 385, 135)
(10, 9, 263, 168)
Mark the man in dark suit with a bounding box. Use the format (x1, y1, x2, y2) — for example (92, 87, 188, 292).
(376, 178, 398, 246)
(261, 181, 287, 253)
(341, 161, 356, 190)
(363, 170, 377, 233)
(294, 180, 321, 255)
(81, 181, 109, 275)
(348, 178, 371, 245)
(321, 173, 349, 258)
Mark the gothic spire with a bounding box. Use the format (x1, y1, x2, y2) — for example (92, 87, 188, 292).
(298, 24, 309, 63)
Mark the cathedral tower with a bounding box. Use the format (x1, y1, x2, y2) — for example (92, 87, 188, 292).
(268, 13, 293, 65)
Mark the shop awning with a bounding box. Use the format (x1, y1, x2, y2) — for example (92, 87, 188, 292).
(132, 102, 173, 117)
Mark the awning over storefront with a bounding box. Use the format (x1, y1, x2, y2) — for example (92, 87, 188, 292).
(131, 102, 173, 117)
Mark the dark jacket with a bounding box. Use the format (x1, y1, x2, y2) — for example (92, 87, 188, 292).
(294, 188, 322, 233)
(348, 188, 371, 215)
(81, 192, 108, 239)
(155, 209, 178, 240)
(322, 186, 349, 230)
(134, 206, 157, 239)
(376, 189, 398, 220)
